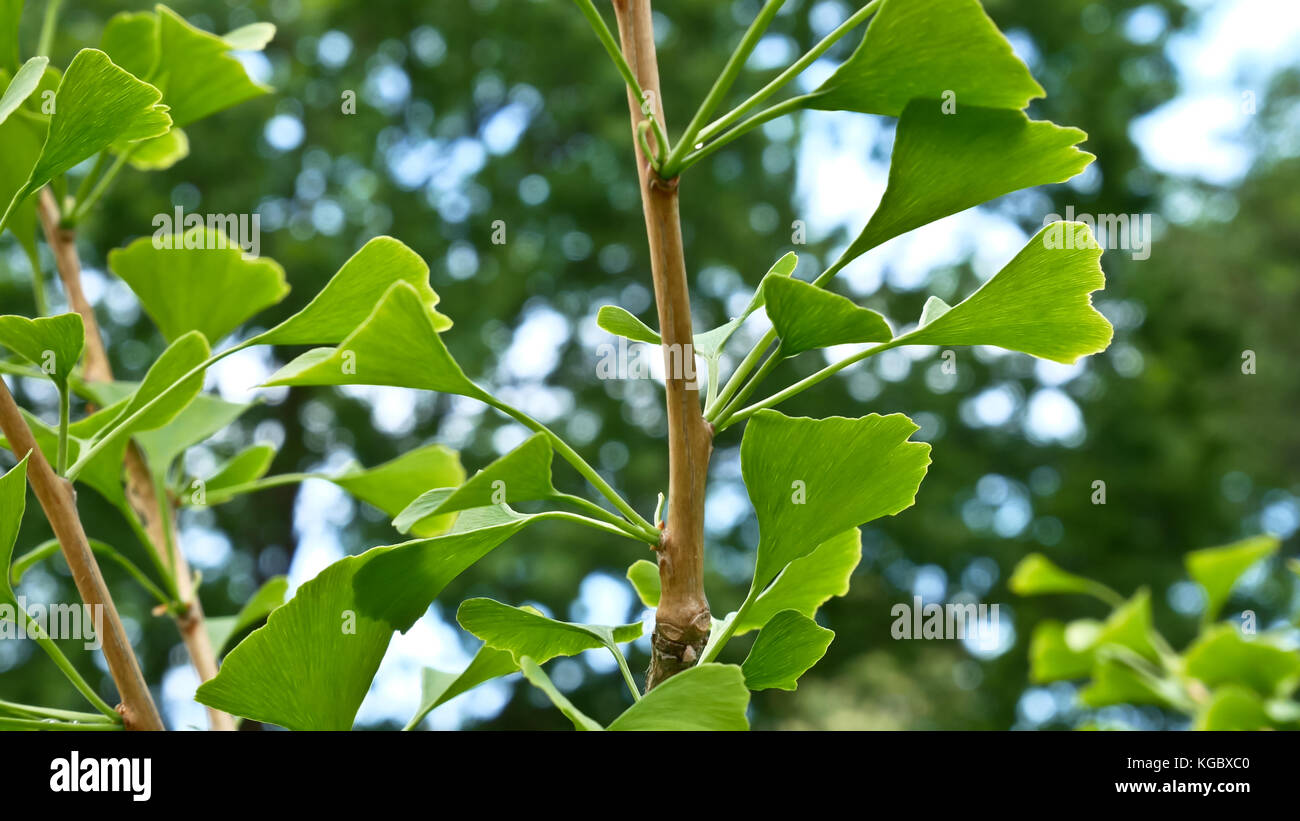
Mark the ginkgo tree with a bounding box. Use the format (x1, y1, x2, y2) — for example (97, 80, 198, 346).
(1, 0, 1118, 731)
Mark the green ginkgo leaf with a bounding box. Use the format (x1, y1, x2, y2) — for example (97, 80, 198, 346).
(206, 575, 288, 656)
(1009, 553, 1121, 604)
(195, 549, 397, 730)
(263, 281, 485, 399)
(0, 110, 42, 249)
(742, 410, 930, 592)
(252, 236, 450, 346)
(151, 5, 269, 127)
(808, 0, 1043, 116)
(0, 0, 21, 72)
(607, 664, 749, 730)
(733, 528, 861, 634)
(898, 222, 1113, 364)
(1078, 655, 1171, 708)
(1183, 626, 1300, 697)
(1194, 685, 1270, 731)
(407, 645, 518, 730)
(741, 609, 834, 691)
(519, 656, 604, 731)
(17, 49, 171, 201)
(1093, 589, 1161, 663)
(0, 56, 47, 126)
(223, 22, 276, 51)
(2, 406, 127, 507)
(626, 559, 660, 608)
(101, 330, 210, 438)
(838, 103, 1092, 266)
(763, 275, 891, 356)
(1027, 620, 1095, 683)
(457, 597, 642, 665)
(393, 433, 556, 531)
(119, 126, 188, 170)
(199, 503, 543, 729)
(0, 312, 84, 390)
(1185, 534, 1280, 623)
(330, 443, 465, 535)
(200, 443, 277, 498)
(694, 252, 798, 359)
(101, 11, 159, 80)
(108, 229, 288, 343)
(0, 453, 29, 606)
(596, 305, 660, 345)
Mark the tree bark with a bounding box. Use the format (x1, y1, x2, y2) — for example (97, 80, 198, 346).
(0, 379, 163, 730)
(611, 0, 713, 690)
(36, 189, 235, 730)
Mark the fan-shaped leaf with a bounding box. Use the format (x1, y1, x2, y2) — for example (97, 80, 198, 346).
(763, 275, 891, 355)
(741, 610, 834, 691)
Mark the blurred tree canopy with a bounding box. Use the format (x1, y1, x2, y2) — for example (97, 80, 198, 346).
(1, 0, 1295, 730)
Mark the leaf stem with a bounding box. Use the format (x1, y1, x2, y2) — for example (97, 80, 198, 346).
(660, 0, 786, 177)
(572, 0, 670, 168)
(37, 0, 64, 56)
(56, 386, 69, 474)
(67, 150, 132, 226)
(607, 640, 642, 701)
(695, 0, 881, 145)
(677, 95, 813, 173)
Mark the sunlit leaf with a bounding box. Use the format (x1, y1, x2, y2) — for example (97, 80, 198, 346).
(108, 229, 288, 344)
(1092, 589, 1161, 663)
(17, 49, 171, 200)
(734, 528, 861, 634)
(596, 305, 660, 345)
(741, 610, 834, 691)
(1184, 625, 1300, 697)
(1078, 655, 1171, 708)
(1010, 553, 1119, 603)
(199, 443, 277, 498)
(253, 236, 450, 346)
(1185, 535, 1280, 623)
(1195, 685, 1270, 731)
(263, 282, 484, 399)
(626, 559, 660, 608)
(101, 330, 210, 437)
(0, 56, 47, 126)
(223, 22, 276, 51)
(763, 275, 891, 355)
(1027, 620, 1094, 683)
(808, 0, 1043, 116)
(607, 664, 749, 730)
(742, 410, 930, 592)
(899, 223, 1113, 364)
(840, 103, 1092, 264)
(119, 126, 188, 170)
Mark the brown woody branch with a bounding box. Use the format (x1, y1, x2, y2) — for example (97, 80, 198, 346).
(0, 378, 163, 730)
(37, 189, 234, 730)
(612, 0, 713, 690)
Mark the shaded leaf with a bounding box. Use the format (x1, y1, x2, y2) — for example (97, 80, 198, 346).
(809, 0, 1043, 116)
(200, 443, 277, 498)
(407, 645, 518, 729)
(207, 575, 288, 655)
(518, 656, 603, 731)
(741, 610, 834, 691)
(1027, 620, 1094, 683)
(1010, 552, 1119, 603)
(330, 442, 464, 536)
(101, 330, 210, 437)
(596, 305, 659, 345)
(0, 453, 29, 605)
(899, 222, 1112, 363)
(1195, 685, 1270, 731)
(457, 597, 641, 665)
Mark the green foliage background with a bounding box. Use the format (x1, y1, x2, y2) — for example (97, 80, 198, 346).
(1, 0, 1296, 730)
